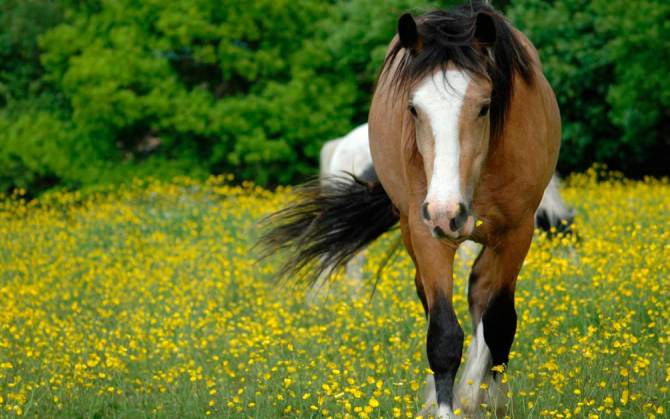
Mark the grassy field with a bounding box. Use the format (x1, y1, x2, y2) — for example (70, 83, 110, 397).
(0, 170, 668, 418)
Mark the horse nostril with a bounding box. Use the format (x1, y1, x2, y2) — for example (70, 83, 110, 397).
(433, 226, 447, 238)
(458, 202, 467, 216)
(449, 202, 469, 231)
(421, 202, 431, 221)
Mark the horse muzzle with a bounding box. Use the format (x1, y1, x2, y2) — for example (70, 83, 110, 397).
(421, 201, 475, 240)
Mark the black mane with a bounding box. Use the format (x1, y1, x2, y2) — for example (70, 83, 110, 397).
(382, 2, 534, 143)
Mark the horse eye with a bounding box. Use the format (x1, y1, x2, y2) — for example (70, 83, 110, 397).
(478, 104, 490, 117)
(409, 105, 418, 117)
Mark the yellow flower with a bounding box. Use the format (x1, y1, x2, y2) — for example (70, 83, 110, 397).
(620, 389, 629, 405)
(0, 170, 668, 417)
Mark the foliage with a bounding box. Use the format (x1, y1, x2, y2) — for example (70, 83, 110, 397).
(0, 173, 669, 416)
(0, 0, 65, 104)
(600, 0, 670, 175)
(508, 0, 670, 175)
(0, 0, 668, 194)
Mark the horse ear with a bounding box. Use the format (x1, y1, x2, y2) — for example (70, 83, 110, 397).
(474, 12, 497, 46)
(398, 13, 419, 51)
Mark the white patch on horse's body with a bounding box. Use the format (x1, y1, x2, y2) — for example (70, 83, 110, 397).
(537, 174, 574, 228)
(320, 123, 372, 180)
(319, 137, 341, 177)
(413, 70, 471, 207)
(539, 175, 564, 219)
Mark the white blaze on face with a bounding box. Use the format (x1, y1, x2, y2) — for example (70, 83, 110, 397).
(413, 70, 471, 207)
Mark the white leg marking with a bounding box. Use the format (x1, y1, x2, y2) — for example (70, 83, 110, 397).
(436, 403, 456, 419)
(455, 321, 510, 416)
(419, 374, 437, 416)
(455, 321, 491, 414)
(419, 374, 460, 418)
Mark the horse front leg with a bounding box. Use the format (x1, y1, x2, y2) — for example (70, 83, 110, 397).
(455, 219, 534, 417)
(400, 216, 429, 317)
(407, 211, 463, 418)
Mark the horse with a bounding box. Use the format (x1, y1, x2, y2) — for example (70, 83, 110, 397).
(260, 3, 561, 417)
(312, 123, 571, 304)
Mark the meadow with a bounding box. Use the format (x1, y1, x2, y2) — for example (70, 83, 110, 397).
(0, 169, 668, 418)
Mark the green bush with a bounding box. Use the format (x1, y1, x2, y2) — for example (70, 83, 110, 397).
(508, 0, 670, 175)
(0, 0, 668, 194)
(0, 0, 66, 104)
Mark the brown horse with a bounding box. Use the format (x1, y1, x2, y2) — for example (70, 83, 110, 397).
(261, 3, 560, 417)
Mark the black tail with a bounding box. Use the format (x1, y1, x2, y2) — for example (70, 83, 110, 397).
(258, 173, 399, 285)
